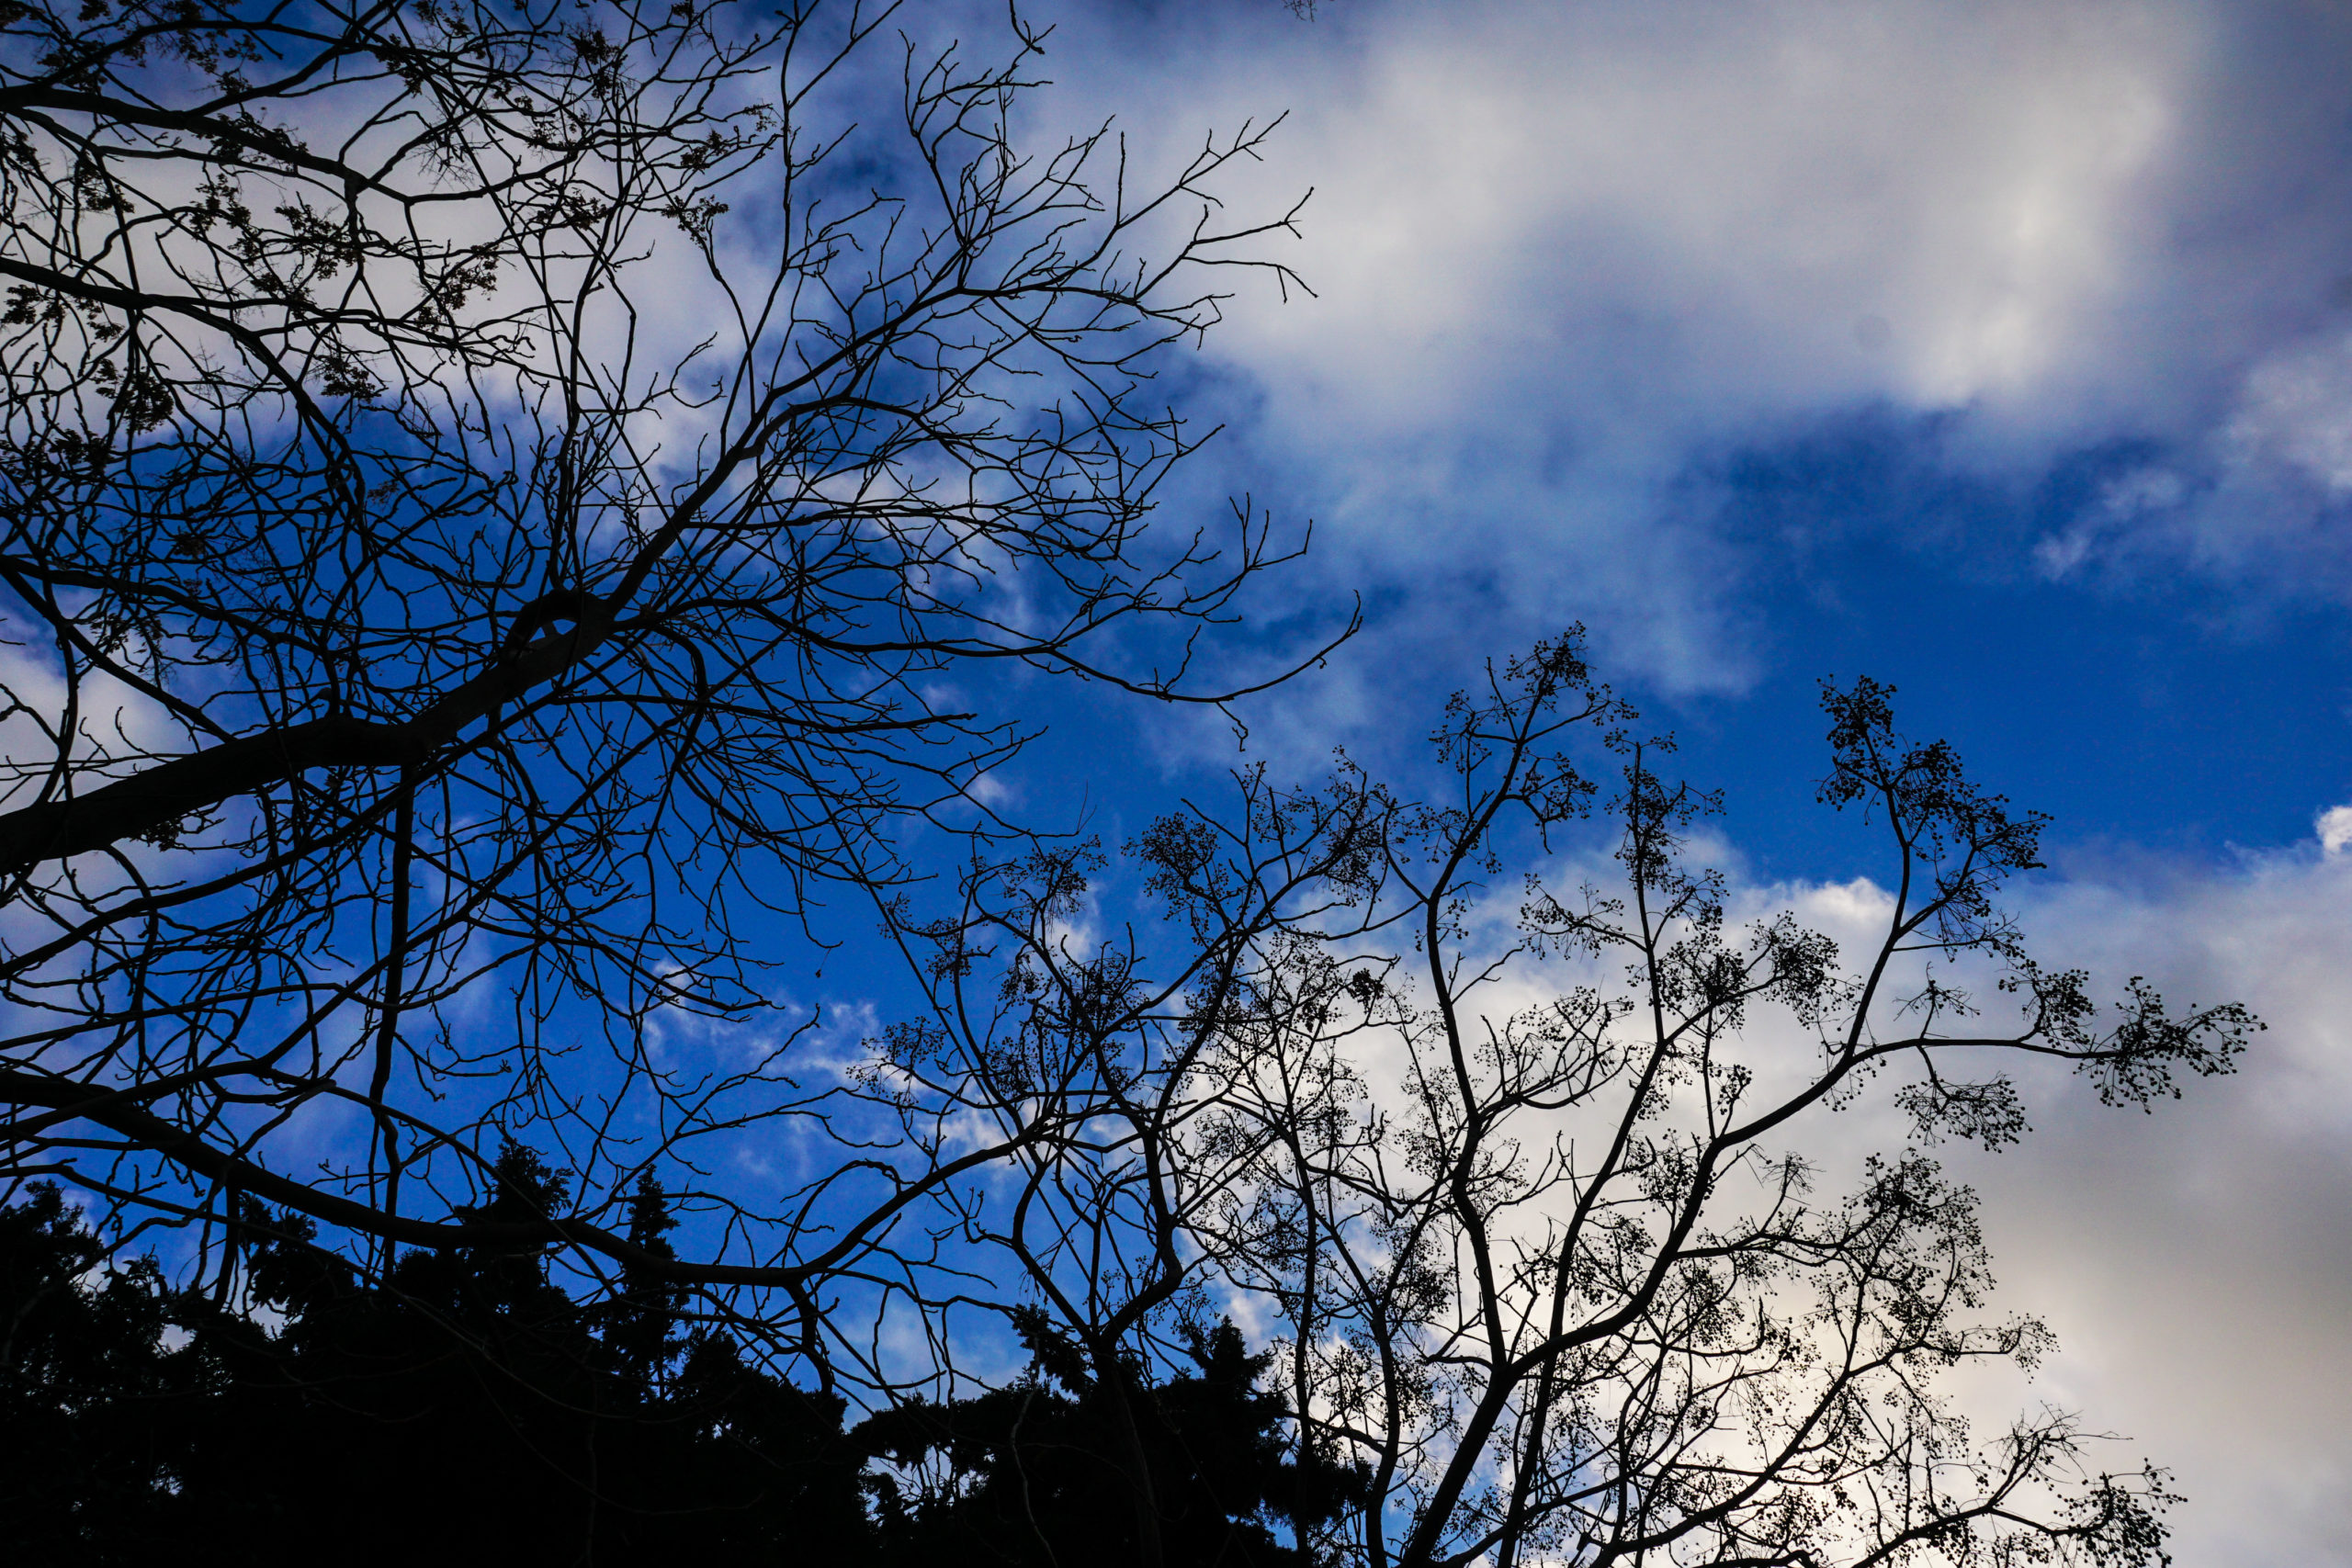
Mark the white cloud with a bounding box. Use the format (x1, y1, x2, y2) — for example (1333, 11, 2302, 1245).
(1400, 832, 2352, 1565)
(1690, 841, 2352, 1566)
(2229, 332, 2352, 495)
(2318, 804, 2352, 856)
(1045, 0, 2352, 685)
(1206, 0, 2190, 430)
(1954, 845, 2352, 1566)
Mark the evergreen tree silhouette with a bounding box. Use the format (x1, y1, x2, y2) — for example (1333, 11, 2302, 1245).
(3, 1164, 1329, 1565)
(858, 1308, 1365, 1567)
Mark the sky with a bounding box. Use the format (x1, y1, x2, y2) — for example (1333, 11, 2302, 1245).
(7, 2, 2343, 1556)
(934, 2, 2352, 1562)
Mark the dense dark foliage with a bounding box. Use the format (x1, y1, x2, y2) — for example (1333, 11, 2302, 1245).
(863, 1308, 1363, 1568)
(2, 1154, 866, 1562)
(0, 1156, 1319, 1565)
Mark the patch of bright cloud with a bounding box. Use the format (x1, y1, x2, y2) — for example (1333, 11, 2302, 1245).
(2318, 803, 2352, 855)
(2229, 332, 2352, 495)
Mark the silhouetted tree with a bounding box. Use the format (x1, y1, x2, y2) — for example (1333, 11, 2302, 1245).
(2, 1158, 871, 1562)
(4, 1156, 1338, 1564)
(0, 4, 2253, 1560)
(0, 0, 1330, 1396)
(1, 1181, 226, 1562)
(860, 1307, 1365, 1568)
(875, 636, 2253, 1568)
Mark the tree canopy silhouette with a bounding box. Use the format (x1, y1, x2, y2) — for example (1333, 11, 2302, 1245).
(0, 0, 1329, 1359)
(0, 3, 2255, 1565)
(1, 654, 2256, 1567)
(867, 643, 2252, 1568)
(3, 1157, 1333, 1564)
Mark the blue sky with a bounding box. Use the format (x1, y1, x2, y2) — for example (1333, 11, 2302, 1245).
(870, 2, 2352, 1562)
